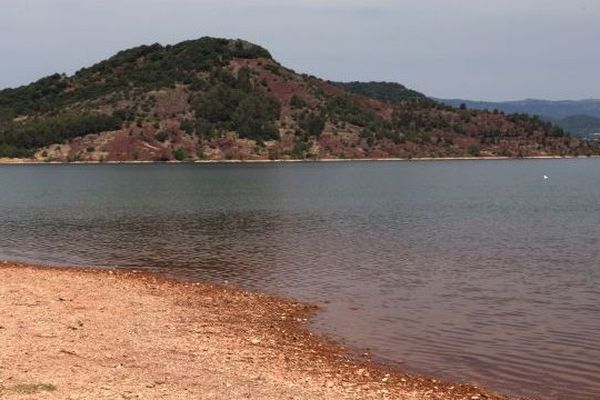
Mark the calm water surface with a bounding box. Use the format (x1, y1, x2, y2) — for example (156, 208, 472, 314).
(1, 160, 599, 400)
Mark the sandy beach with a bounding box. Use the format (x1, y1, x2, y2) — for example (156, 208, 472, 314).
(0, 262, 512, 400)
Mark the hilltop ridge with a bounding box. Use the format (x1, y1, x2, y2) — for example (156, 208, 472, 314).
(0, 37, 597, 162)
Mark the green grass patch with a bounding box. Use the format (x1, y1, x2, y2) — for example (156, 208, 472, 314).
(0, 382, 57, 395)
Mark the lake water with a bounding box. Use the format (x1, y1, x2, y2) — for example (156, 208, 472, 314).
(1, 160, 599, 400)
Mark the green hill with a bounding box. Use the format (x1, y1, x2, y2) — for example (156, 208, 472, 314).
(0, 37, 597, 161)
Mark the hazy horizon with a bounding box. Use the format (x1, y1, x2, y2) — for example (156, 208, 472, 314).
(1, 0, 599, 101)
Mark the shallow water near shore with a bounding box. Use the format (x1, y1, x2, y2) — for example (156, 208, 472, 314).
(1, 160, 599, 399)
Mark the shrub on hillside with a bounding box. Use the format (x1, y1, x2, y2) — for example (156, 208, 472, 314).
(173, 147, 187, 161)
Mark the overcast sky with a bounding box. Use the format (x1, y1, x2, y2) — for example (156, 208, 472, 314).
(1, 0, 598, 100)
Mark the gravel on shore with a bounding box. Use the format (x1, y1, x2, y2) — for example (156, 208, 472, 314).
(0, 263, 513, 400)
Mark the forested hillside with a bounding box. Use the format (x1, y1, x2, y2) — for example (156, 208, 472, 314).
(335, 81, 429, 104)
(439, 98, 600, 138)
(0, 37, 597, 161)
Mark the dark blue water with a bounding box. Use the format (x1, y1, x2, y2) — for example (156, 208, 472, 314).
(1, 160, 599, 399)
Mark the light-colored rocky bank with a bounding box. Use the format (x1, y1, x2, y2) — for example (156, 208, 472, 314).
(1, 155, 598, 165)
(0, 263, 513, 400)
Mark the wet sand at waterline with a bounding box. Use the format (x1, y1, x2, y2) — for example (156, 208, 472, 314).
(0, 263, 507, 400)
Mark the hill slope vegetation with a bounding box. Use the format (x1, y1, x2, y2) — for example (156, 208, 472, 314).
(439, 98, 600, 138)
(0, 38, 597, 161)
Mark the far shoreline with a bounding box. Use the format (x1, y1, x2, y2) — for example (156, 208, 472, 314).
(1, 154, 599, 165)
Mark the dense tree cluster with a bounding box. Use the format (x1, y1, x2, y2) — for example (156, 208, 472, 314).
(299, 111, 326, 136)
(0, 113, 123, 157)
(336, 81, 431, 104)
(189, 69, 281, 141)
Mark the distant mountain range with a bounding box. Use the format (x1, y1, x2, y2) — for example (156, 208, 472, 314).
(438, 99, 600, 138)
(0, 38, 598, 161)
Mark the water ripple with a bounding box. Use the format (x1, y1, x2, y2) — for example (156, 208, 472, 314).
(1, 161, 599, 399)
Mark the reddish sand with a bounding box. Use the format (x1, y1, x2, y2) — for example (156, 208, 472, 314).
(0, 263, 512, 399)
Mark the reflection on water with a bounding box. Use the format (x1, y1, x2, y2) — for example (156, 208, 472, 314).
(1, 160, 599, 400)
